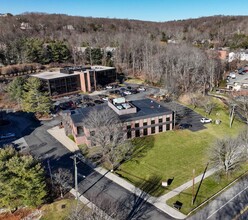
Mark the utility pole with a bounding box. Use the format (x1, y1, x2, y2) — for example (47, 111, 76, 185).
(229, 104, 236, 128)
(71, 155, 79, 201)
(47, 159, 54, 189)
(192, 169, 195, 205)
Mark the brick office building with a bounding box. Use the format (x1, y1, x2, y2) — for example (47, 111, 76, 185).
(63, 98, 173, 146)
(32, 65, 116, 96)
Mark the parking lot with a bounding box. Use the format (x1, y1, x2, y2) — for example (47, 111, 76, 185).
(52, 83, 160, 114)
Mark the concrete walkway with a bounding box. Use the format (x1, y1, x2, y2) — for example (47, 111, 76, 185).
(47, 126, 79, 152)
(49, 126, 217, 219)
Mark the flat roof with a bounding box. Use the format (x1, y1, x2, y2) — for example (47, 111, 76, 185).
(70, 98, 172, 126)
(32, 65, 115, 80)
(31, 71, 80, 80)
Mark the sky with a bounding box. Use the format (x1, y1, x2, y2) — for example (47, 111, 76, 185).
(1, 0, 248, 22)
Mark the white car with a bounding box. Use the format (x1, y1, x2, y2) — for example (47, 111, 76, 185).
(102, 97, 109, 101)
(138, 87, 146, 91)
(105, 85, 113, 89)
(124, 91, 132, 95)
(200, 118, 212, 123)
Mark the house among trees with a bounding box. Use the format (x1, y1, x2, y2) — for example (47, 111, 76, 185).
(31, 65, 117, 96)
(63, 98, 173, 146)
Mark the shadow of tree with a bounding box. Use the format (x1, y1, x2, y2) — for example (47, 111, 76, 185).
(127, 135, 155, 164)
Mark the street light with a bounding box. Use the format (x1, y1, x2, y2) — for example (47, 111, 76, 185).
(70, 154, 79, 201)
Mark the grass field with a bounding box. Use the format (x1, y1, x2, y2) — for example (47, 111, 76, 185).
(116, 99, 245, 197)
(166, 163, 248, 215)
(40, 198, 82, 220)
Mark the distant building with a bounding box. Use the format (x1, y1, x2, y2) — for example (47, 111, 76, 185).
(31, 65, 117, 96)
(229, 50, 248, 62)
(218, 49, 228, 60)
(63, 98, 173, 146)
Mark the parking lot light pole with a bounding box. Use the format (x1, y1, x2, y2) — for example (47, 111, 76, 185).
(70, 155, 79, 201)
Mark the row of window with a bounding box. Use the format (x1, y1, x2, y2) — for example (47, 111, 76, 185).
(127, 117, 170, 130)
(127, 124, 170, 138)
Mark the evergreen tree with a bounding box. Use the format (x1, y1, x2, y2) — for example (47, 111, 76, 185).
(7, 76, 25, 102)
(47, 41, 71, 63)
(0, 145, 47, 210)
(22, 77, 51, 115)
(24, 38, 46, 64)
(85, 47, 103, 65)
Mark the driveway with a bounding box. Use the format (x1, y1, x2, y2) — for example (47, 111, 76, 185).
(23, 118, 174, 220)
(161, 101, 206, 132)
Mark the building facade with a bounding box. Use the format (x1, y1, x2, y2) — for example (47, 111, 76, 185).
(32, 65, 117, 96)
(63, 98, 173, 147)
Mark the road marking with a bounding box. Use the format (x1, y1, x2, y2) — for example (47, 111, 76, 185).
(207, 184, 248, 219)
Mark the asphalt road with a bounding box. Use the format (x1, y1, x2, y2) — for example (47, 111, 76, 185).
(187, 175, 248, 220)
(23, 118, 173, 220)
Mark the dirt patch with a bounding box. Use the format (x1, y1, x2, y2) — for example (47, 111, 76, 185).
(0, 208, 33, 220)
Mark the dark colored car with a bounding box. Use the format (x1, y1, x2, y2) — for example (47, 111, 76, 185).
(179, 123, 192, 129)
(87, 103, 95, 107)
(127, 86, 132, 90)
(94, 100, 104, 104)
(130, 89, 139, 94)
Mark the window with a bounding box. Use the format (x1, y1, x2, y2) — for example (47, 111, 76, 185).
(143, 128, 148, 136)
(135, 129, 140, 137)
(166, 116, 170, 122)
(159, 125, 163, 132)
(127, 125, 131, 130)
(90, 130, 95, 136)
(151, 127, 155, 134)
(77, 126, 84, 135)
(143, 122, 147, 126)
(135, 123, 139, 128)
(166, 124, 170, 130)
(151, 117, 155, 125)
(159, 116, 163, 123)
(127, 131, 132, 139)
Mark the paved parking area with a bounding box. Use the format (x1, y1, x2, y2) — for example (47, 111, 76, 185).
(161, 101, 206, 132)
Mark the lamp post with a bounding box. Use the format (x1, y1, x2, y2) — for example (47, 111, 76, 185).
(70, 154, 79, 201)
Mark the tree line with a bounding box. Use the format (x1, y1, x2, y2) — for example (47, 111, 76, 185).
(0, 13, 242, 96)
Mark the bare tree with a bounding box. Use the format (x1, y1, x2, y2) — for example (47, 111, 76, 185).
(200, 97, 216, 116)
(236, 96, 248, 124)
(84, 107, 133, 170)
(53, 168, 73, 198)
(209, 138, 246, 176)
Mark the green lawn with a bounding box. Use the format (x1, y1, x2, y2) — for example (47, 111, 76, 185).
(40, 198, 85, 220)
(116, 99, 245, 197)
(166, 164, 248, 215)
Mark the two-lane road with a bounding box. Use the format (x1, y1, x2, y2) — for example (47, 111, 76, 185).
(188, 176, 248, 220)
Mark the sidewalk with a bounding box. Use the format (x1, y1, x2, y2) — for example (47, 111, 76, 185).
(47, 126, 79, 152)
(49, 126, 217, 219)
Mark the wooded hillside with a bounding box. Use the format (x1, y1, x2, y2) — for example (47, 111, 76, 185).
(1, 13, 247, 94)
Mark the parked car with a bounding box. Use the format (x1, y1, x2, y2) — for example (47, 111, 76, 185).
(130, 89, 139, 94)
(229, 72, 236, 79)
(94, 100, 104, 104)
(200, 118, 212, 123)
(124, 91, 132, 95)
(105, 85, 113, 89)
(127, 86, 132, 90)
(179, 123, 192, 129)
(101, 97, 109, 101)
(0, 133, 16, 139)
(87, 103, 95, 107)
(138, 87, 146, 91)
